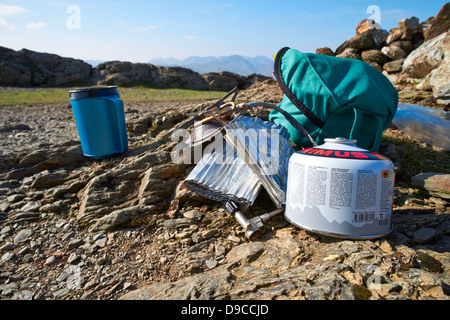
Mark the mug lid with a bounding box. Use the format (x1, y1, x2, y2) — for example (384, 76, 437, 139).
(69, 86, 119, 100)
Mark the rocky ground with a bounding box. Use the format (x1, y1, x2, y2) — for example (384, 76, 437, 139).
(0, 81, 449, 301)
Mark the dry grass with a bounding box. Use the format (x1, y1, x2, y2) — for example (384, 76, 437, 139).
(0, 87, 226, 106)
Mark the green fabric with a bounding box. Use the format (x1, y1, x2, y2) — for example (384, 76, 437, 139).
(269, 48, 399, 152)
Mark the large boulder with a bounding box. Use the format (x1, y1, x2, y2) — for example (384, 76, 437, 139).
(335, 28, 389, 55)
(94, 61, 155, 86)
(361, 49, 389, 65)
(152, 66, 209, 90)
(20, 49, 91, 86)
(401, 32, 448, 78)
(201, 71, 246, 91)
(201, 72, 270, 91)
(424, 2, 450, 41)
(0, 46, 92, 87)
(383, 58, 405, 73)
(426, 57, 450, 104)
(315, 47, 335, 56)
(0, 47, 32, 86)
(411, 172, 450, 199)
(387, 17, 424, 49)
(336, 48, 361, 60)
(92, 61, 210, 90)
(381, 44, 407, 60)
(415, 32, 450, 104)
(356, 19, 380, 35)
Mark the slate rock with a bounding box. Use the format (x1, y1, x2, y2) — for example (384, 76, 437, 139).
(13, 229, 34, 244)
(412, 228, 439, 244)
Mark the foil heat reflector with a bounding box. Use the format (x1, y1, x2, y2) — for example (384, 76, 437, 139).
(224, 116, 294, 208)
(184, 141, 262, 207)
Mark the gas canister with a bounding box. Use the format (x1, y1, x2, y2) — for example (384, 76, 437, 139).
(285, 138, 395, 239)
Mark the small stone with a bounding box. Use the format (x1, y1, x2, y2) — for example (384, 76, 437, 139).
(95, 237, 107, 248)
(205, 259, 218, 269)
(215, 244, 226, 257)
(13, 290, 33, 300)
(201, 229, 218, 239)
(0, 242, 14, 252)
(0, 282, 18, 296)
(181, 238, 193, 246)
(84, 280, 98, 290)
(7, 194, 26, 203)
(45, 256, 58, 266)
(411, 173, 450, 200)
(21, 201, 41, 212)
(1, 252, 16, 262)
(226, 242, 265, 264)
(18, 246, 29, 256)
(93, 233, 106, 241)
(67, 253, 80, 264)
(97, 255, 109, 265)
(405, 198, 424, 205)
(429, 197, 448, 206)
(13, 229, 34, 244)
(412, 228, 438, 244)
(414, 252, 443, 273)
(191, 232, 203, 244)
(67, 238, 85, 250)
(183, 209, 203, 221)
(0, 271, 13, 279)
(52, 287, 70, 298)
(1, 226, 12, 235)
(0, 202, 10, 213)
(10, 212, 40, 222)
(61, 232, 75, 242)
(185, 263, 202, 274)
(227, 234, 242, 243)
(40, 203, 63, 213)
(378, 241, 395, 255)
(123, 282, 134, 291)
(175, 230, 192, 239)
(22, 254, 34, 263)
(161, 218, 192, 230)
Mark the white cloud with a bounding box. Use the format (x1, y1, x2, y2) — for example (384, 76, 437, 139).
(26, 21, 46, 30)
(138, 25, 160, 31)
(183, 35, 198, 40)
(0, 17, 17, 30)
(0, 4, 30, 16)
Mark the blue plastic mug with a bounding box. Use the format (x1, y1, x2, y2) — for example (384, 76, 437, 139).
(69, 86, 128, 159)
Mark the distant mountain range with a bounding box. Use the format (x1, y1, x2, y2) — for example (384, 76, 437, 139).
(84, 55, 274, 77)
(149, 55, 274, 77)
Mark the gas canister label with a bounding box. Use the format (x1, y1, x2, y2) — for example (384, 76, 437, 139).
(300, 148, 389, 161)
(286, 159, 394, 232)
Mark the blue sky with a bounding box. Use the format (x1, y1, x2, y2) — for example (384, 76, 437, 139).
(0, 0, 447, 62)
